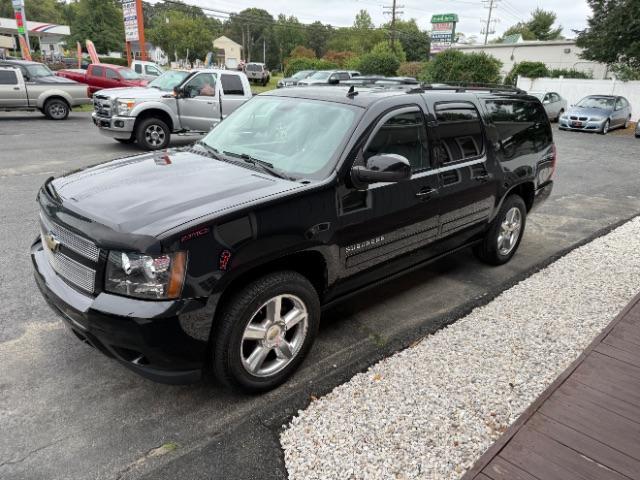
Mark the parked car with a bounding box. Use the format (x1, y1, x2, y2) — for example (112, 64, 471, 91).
(342, 76, 419, 87)
(244, 62, 270, 86)
(298, 70, 352, 85)
(32, 85, 555, 392)
(529, 91, 567, 121)
(92, 69, 251, 149)
(56, 64, 148, 95)
(131, 60, 164, 81)
(0, 64, 90, 119)
(559, 95, 632, 134)
(348, 70, 361, 77)
(277, 69, 316, 88)
(61, 57, 90, 69)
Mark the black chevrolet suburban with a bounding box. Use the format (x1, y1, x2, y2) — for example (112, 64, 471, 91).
(32, 85, 555, 392)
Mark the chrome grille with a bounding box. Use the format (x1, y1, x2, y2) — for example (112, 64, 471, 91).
(40, 213, 99, 262)
(42, 236, 96, 293)
(93, 95, 112, 118)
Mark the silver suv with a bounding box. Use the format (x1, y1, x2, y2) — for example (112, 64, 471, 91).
(92, 69, 252, 150)
(298, 70, 352, 86)
(244, 62, 270, 86)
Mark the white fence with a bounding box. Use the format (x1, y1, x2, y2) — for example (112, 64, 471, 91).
(517, 76, 640, 117)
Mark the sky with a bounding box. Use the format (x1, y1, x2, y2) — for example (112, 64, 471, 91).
(180, 0, 593, 42)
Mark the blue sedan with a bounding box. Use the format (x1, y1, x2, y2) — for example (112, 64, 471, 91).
(559, 95, 632, 134)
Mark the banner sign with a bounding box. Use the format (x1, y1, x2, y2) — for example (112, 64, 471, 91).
(430, 13, 458, 54)
(77, 41, 82, 68)
(12, 0, 30, 51)
(86, 39, 100, 64)
(122, 0, 139, 42)
(18, 34, 31, 60)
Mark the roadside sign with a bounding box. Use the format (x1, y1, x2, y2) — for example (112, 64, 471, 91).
(431, 13, 459, 23)
(430, 13, 458, 54)
(122, 0, 139, 42)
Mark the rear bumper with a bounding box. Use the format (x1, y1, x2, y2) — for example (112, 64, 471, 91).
(92, 113, 136, 139)
(31, 238, 212, 384)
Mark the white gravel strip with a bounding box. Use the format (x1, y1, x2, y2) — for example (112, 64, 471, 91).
(281, 217, 640, 480)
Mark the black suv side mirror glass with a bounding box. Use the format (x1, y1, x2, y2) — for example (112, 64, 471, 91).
(351, 153, 411, 189)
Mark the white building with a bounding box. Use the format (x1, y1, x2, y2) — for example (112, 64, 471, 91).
(0, 17, 69, 56)
(213, 36, 242, 69)
(453, 40, 609, 80)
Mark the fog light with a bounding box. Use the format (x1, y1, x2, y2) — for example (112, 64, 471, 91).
(115, 120, 124, 128)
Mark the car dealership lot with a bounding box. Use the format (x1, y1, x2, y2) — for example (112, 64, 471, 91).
(1, 111, 640, 480)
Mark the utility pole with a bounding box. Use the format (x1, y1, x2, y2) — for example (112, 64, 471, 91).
(482, 0, 499, 45)
(383, 0, 404, 50)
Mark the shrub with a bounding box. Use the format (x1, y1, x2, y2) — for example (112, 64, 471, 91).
(99, 56, 129, 66)
(357, 51, 400, 76)
(371, 40, 407, 63)
(421, 49, 502, 84)
(322, 50, 357, 68)
(283, 57, 338, 77)
(398, 61, 427, 78)
(504, 61, 549, 85)
(548, 68, 593, 79)
(289, 46, 316, 59)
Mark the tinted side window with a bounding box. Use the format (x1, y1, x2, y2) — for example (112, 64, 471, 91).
(0, 70, 18, 85)
(106, 69, 119, 80)
(221, 74, 244, 95)
(434, 103, 484, 163)
(485, 99, 552, 157)
(91, 66, 104, 77)
(365, 110, 429, 172)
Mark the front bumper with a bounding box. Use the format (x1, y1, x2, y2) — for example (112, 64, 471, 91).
(31, 238, 212, 384)
(92, 112, 136, 139)
(558, 117, 606, 132)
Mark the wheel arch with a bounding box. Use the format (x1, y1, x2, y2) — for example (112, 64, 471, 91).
(42, 95, 71, 110)
(133, 108, 174, 132)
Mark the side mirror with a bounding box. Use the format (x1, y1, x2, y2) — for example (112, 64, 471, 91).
(351, 153, 411, 189)
(173, 86, 183, 98)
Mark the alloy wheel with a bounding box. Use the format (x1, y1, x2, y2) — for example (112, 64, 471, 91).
(48, 102, 67, 120)
(240, 294, 309, 378)
(497, 207, 522, 256)
(144, 124, 166, 147)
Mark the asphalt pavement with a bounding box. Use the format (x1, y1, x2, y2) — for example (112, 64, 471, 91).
(1, 111, 639, 480)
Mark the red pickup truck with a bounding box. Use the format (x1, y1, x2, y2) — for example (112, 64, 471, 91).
(56, 64, 147, 95)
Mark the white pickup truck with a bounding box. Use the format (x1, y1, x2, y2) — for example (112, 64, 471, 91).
(0, 60, 90, 120)
(92, 69, 252, 150)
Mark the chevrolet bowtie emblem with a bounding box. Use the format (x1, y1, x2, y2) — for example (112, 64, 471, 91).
(44, 231, 61, 253)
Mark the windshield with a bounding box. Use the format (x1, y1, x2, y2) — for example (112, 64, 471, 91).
(26, 64, 54, 78)
(292, 70, 312, 80)
(118, 68, 141, 80)
(576, 96, 615, 109)
(201, 96, 360, 179)
(148, 70, 189, 90)
(246, 64, 263, 72)
(309, 71, 331, 80)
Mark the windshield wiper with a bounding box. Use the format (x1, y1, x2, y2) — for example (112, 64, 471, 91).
(223, 151, 293, 180)
(194, 141, 224, 160)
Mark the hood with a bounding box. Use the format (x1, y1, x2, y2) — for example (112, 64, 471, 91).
(123, 78, 148, 87)
(51, 149, 302, 236)
(94, 86, 163, 100)
(566, 106, 612, 118)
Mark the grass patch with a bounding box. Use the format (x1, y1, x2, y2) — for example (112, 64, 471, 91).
(74, 104, 94, 112)
(250, 74, 283, 94)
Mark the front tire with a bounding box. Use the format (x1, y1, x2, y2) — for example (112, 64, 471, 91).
(44, 98, 69, 120)
(474, 195, 527, 266)
(600, 119, 610, 135)
(212, 271, 320, 393)
(136, 117, 170, 150)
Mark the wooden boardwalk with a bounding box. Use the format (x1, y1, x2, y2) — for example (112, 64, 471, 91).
(462, 293, 640, 480)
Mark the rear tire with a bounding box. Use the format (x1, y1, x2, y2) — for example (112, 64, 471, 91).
(136, 117, 170, 150)
(474, 195, 527, 266)
(44, 98, 69, 120)
(212, 271, 320, 393)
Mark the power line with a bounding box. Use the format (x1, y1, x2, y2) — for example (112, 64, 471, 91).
(383, 0, 404, 48)
(481, 0, 499, 45)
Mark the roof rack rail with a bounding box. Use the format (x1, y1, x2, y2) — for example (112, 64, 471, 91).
(418, 82, 527, 95)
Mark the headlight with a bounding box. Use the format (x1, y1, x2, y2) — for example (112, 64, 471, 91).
(105, 251, 187, 300)
(116, 99, 135, 116)
(590, 117, 603, 122)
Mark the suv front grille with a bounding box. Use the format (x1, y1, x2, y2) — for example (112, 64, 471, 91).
(93, 95, 112, 118)
(39, 213, 99, 293)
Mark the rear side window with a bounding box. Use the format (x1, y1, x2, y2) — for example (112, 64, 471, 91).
(365, 110, 430, 173)
(91, 66, 104, 77)
(485, 99, 552, 157)
(134, 64, 142, 74)
(221, 74, 244, 95)
(0, 70, 18, 85)
(434, 102, 485, 163)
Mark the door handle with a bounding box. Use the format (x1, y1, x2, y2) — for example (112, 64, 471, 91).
(13, 86, 20, 90)
(475, 174, 491, 182)
(415, 187, 437, 199)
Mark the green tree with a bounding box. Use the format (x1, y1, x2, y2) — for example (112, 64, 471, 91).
(357, 51, 400, 76)
(353, 9, 374, 30)
(66, 0, 124, 53)
(273, 15, 307, 67)
(147, 10, 217, 62)
(422, 49, 502, 84)
(224, 8, 274, 62)
(0, 0, 65, 23)
(500, 8, 563, 42)
(576, 0, 640, 72)
(384, 19, 430, 61)
(504, 61, 549, 85)
(371, 40, 406, 63)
